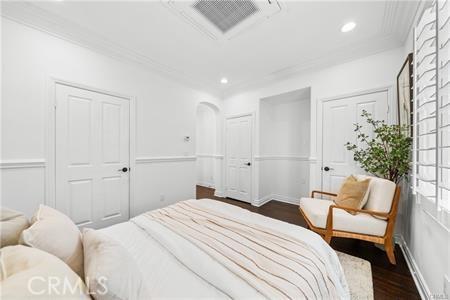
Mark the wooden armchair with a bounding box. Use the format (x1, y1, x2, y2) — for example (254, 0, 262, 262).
(299, 176, 401, 265)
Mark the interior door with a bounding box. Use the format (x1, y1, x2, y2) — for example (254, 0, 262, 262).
(55, 83, 130, 229)
(226, 115, 252, 202)
(322, 90, 389, 193)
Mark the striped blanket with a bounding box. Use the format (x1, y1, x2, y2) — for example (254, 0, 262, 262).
(132, 200, 349, 299)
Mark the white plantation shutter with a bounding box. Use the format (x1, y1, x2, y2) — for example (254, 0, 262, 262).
(414, 0, 450, 227)
(438, 0, 450, 221)
(414, 2, 438, 200)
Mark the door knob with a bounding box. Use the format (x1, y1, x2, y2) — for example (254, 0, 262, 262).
(323, 166, 334, 171)
(245, 162, 251, 166)
(118, 167, 128, 172)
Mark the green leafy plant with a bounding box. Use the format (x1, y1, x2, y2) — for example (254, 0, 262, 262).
(345, 110, 412, 183)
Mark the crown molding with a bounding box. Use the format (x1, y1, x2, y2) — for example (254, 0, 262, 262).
(222, 34, 402, 97)
(2, 1, 419, 98)
(1, 1, 221, 97)
(222, 1, 420, 97)
(382, 0, 421, 44)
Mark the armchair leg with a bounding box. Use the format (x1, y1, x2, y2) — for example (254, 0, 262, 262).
(384, 238, 396, 265)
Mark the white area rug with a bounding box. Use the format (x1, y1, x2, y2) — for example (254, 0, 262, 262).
(337, 251, 374, 300)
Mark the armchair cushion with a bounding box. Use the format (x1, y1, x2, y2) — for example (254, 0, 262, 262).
(355, 175, 396, 215)
(300, 197, 387, 236)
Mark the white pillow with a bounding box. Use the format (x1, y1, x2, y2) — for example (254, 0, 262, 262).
(355, 175, 396, 213)
(20, 205, 84, 277)
(1, 208, 29, 247)
(0, 245, 90, 299)
(83, 228, 151, 300)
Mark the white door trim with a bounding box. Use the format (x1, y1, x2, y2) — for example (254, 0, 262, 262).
(45, 78, 136, 221)
(224, 112, 255, 202)
(320, 85, 393, 103)
(319, 85, 393, 190)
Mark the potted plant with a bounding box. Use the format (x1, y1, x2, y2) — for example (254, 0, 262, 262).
(346, 111, 412, 252)
(345, 110, 412, 184)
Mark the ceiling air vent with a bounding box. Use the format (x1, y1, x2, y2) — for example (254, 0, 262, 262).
(163, 0, 282, 41)
(192, 0, 259, 34)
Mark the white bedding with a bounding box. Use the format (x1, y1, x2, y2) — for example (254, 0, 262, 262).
(100, 199, 349, 299)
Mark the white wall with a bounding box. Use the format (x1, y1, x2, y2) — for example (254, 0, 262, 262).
(258, 94, 310, 204)
(1, 18, 222, 217)
(196, 104, 217, 188)
(260, 99, 310, 156)
(398, 13, 450, 297)
(224, 47, 403, 205)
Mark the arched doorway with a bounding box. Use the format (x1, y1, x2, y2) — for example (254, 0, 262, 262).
(196, 102, 223, 198)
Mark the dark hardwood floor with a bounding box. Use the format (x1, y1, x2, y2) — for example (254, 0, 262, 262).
(196, 185, 420, 300)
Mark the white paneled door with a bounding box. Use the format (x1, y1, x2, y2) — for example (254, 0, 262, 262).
(226, 115, 252, 203)
(322, 90, 389, 193)
(55, 84, 130, 228)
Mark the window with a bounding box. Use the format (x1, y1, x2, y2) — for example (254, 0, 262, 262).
(413, 0, 450, 227)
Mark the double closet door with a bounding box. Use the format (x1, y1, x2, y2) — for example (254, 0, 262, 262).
(55, 83, 130, 229)
(321, 89, 389, 192)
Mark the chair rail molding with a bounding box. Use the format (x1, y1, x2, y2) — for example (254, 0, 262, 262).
(136, 156, 197, 164)
(0, 159, 46, 169)
(196, 153, 224, 159)
(254, 155, 310, 161)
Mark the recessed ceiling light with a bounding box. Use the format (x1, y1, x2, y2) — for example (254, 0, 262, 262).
(341, 22, 356, 33)
(220, 78, 228, 84)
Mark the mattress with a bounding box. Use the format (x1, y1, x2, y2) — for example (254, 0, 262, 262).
(100, 199, 349, 299)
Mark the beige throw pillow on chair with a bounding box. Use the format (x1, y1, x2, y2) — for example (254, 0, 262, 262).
(335, 175, 371, 215)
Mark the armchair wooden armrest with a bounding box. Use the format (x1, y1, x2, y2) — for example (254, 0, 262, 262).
(311, 190, 337, 198)
(327, 205, 390, 219)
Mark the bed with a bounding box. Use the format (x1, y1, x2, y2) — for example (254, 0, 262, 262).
(100, 199, 350, 299)
(1, 198, 350, 299)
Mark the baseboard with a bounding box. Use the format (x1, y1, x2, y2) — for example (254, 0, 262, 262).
(197, 182, 215, 189)
(253, 194, 300, 207)
(395, 234, 430, 300)
(271, 194, 300, 205)
(253, 195, 273, 207)
(214, 190, 225, 198)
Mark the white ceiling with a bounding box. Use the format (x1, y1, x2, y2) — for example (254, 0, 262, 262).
(2, 1, 420, 96)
